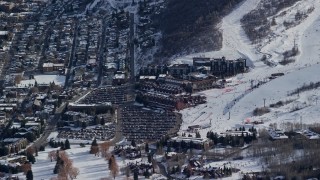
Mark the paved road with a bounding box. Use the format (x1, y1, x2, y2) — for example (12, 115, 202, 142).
(157, 161, 170, 179)
(32, 114, 61, 150)
(110, 107, 123, 145)
(65, 19, 79, 89)
(129, 13, 135, 83)
(97, 17, 107, 87)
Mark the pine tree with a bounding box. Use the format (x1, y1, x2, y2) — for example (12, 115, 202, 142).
(53, 152, 62, 174)
(65, 139, 70, 149)
(108, 155, 113, 170)
(144, 169, 150, 178)
(145, 142, 149, 153)
(167, 145, 171, 153)
(26, 170, 33, 180)
(109, 155, 119, 179)
(60, 141, 65, 150)
(91, 138, 98, 146)
(100, 117, 105, 126)
(134, 168, 139, 180)
(147, 153, 152, 163)
(27, 154, 35, 164)
(196, 132, 201, 138)
(131, 139, 136, 147)
(90, 138, 99, 155)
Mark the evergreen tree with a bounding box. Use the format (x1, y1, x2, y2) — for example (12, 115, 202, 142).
(167, 145, 171, 153)
(147, 153, 152, 163)
(252, 132, 257, 140)
(60, 141, 65, 150)
(108, 155, 113, 170)
(65, 139, 70, 149)
(171, 167, 176, 174)
(145, 142, 149, 153)
(100, 117, 105, 126)
(133, 168, 139, 180)
(53, 152, 63, 174)
(90, 138, 99, 155)
(131, 139, 136, 147)
(144, 169, 150, 178)
(27, 154, 35, 164)
(91, 138, 98, 146)
(176, 165, 181, 174)
(81, 121, 87, 129)
(94, 115, 99, 125)
(196, 132, 201, 138)
(26, 170, 33, 180)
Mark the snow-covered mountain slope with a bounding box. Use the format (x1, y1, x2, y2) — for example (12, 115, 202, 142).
(172, 0, 261, 66)
(260, 0, 320, 65)
(176, 0, 320, 137)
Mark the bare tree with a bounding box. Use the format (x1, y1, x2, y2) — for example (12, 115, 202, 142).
(69, 167, 80, 180)
(109, 155, 119, 179)
(55, 150, 80, 180)
(14, 75, 22, 85)
(30, 87, 39, 94)
(26, 147, 35, 156)
(48, 150, 57, 162)
(21, 163, 32, 175)
(99, 142, 111, 158)
(91, 146, 99, 156)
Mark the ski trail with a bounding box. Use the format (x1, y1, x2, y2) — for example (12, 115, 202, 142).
(220, 0, 261, 66)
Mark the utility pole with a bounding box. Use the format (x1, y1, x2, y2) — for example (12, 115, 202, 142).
(228, 112, 230, 120)
(300, 116, 302, 130)
(263, 98, 266, 107)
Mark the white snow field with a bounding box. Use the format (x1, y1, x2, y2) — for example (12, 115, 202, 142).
(176, 0, 320, 138)
(19, 142, 164, 180)
(18, 145, 109, 180)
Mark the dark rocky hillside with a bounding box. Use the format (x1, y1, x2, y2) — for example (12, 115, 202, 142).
(153, 0, 244, 61)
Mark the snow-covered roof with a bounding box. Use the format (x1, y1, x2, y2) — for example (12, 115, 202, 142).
(114, 74, 125, 79)
(43, 63, 53, 67)
(0, 31, 8, 36)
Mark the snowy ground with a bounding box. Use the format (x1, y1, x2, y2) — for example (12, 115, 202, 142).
(17, 145, 109, 180)
(205, 158, 262, 179)
(175, 0, 320, 138)
(17, 143, 165, 180)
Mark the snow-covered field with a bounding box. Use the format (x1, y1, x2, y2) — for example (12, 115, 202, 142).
(18, 145, 109, 180)
(176, 0, 320, 138)
(17, 144, 166, 180)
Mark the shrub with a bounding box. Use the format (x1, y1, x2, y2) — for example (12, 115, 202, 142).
(79, 143, 85, 147)
(270, 101, 284, 108)
(253, 107, 270, 116)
